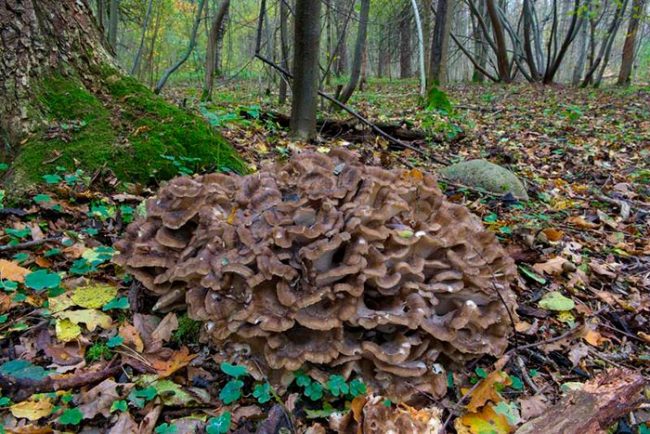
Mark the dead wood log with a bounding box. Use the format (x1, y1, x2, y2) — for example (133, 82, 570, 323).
(247, 110, 428, 143)
(515, 369, 646, 434)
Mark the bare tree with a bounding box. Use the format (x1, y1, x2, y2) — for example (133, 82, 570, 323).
(279, 0, 291, 104)
(429, 0, 454, 84)
(411, 0, 427, 95)
(618, 0, 647, 85)
(337, 0, 370, 104)
(290, 0, 321, 139)
(108, 0, 119, 51)
(203, 0, 231, 101)
(399, 5, 412, 78)
(131, 0, 155, 76)
(154, 0, 206, 94)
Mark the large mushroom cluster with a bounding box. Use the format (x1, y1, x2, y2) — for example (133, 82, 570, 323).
(115, 149, 517, 398)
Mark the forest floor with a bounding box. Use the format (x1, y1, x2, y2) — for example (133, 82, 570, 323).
(0, 79, 648, 433)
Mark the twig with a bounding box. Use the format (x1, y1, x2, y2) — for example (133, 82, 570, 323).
(441, 379, 482, 432)
(0, 236, 63, 253)
(516, 355, 540, 393)
(507, 326, 581, 355)
(0, 358, 121, 402)
(252, 52, 447, 164)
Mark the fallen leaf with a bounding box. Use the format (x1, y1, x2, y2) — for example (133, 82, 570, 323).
(538, 291, 575, 311)
(0, 259, 30, 282)
(568, 343, 590, 366)
(149, 346, 197, 378)
(541, 228, 564, 241)
(151, 312, 178, 344)
(10, 398, 54, 421)
(55, 309, 113, 331)
(566, 215, 599, 229)
(456, 403, 513, 434)
(55, 318, 82, 342)
(518, 395, 548, 421)
(532, 257, 570, 276)
(71, 284, 118, 309)
(79, 379, 126, 419)
(466, 371, 511, 412)
(119, 323, 144, 352)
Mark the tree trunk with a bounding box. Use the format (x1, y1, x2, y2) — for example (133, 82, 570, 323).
(337, 0, 370, 105)
(131, 0, 154, 76)
(572, 4, 589, 85)
(279, 0, 290, 104)
(486, 0, 511, 82)
(108, 0, 119, 51)
(203, 0, 231, 101)
(334, 0, 349, 76)
(290, 0, 321, 140)
(0, 0, 114, 145)
(399, 6, 412, 78)
(429, 0, 454, 85)
(411, 0, 427, 95)
(471, 0, 488, 82)
(618, 0, 646, 85)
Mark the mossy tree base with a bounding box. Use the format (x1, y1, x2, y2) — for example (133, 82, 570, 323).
(6, 71, 244, 191)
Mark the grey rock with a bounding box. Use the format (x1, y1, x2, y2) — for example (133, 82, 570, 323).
(439, 159, 529, 200)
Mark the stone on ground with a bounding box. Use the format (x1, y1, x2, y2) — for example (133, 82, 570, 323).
(439, 159, 529, 200)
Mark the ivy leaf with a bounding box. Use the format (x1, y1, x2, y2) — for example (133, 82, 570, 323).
(509, 375, 524, 391)
(219, 379, 244, 405)
(206, 412, 232, 434)
(348, 378, 367, 397)
(326, 375, 349, 397)
(24, 270, 61, 291)
(42, 174, 62, 184)
(57, 407, 83, 425)
(107, 335, 124, 348)
(110, 399, 127, 413)
(253, 382, 272, 404)
(304, 381, 324, 401)
(128, 386, 157, 408)
(0, 360, 51, 380)
(102, 296, 130, 311)
(155, 423, 177, 434)
(33, 194, 52, 204)
(220, 362, 248, 379)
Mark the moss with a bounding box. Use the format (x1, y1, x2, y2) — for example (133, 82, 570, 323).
(86, 342, 113, 362)
(172, 313, 201, 345)
(7, 71, 244, 191)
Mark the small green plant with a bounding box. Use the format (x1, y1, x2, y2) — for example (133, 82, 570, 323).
(560, 104, 584, 121)
(161, 154, 202, 176)
(86, 342, 113, 362)
(424, 86, 453, 114)
(171, 313, 201, 345)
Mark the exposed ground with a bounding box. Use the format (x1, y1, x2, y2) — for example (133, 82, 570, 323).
(0, 79, 648, 433)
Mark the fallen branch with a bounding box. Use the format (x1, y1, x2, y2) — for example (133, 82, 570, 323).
(0, 359, 122, 402)
(515, 369, 646, 434)
(0, 236, 63, 253)
(253, 53, 448, 164)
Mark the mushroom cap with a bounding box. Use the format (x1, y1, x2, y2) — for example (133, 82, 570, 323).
(114, 148, 517, 400)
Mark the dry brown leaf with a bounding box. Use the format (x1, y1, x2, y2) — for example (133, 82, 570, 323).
(149, 346, 196, 377)
(119, 323, 144, 352)
(532, 257, 570, 276)
(566, 216, 599, 229)
(0, 259, 30, 282)
(541, 228, 564, 241)
(151, 312, 178, 344)
(518, 395, 548, 421)
(79, 378, 126, 419)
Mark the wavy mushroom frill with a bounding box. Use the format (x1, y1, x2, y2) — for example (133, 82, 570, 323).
(114, 149, 517, 398)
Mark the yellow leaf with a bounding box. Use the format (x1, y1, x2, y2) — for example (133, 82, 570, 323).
(10, 398, 54, 421)
(70, 284, 118, 309)
(455, 404, 513, 434)
(0, 259, 30, 283)
(48, 293, 76, 313)
(55, 318, 82, 342)
(55, 309, 113, 331)
(466, 371, 511, 412)
(541, 228, 564, 241)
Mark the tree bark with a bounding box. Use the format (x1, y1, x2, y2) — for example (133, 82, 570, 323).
(0, 0, 114, 145)
(131, 0, 155, 76)
(334, 0, 349, 76)
(154, 0, 206, 94)
(572, 3, 590, 85)
(399, 6, 412, 78)
(486, 0, 511, 82)
(203, 0, 231, 101)
(429, 0, 454, 85)
(411, 0, 426, 95)
(279, 0, 291, 104)
(108, 0, 119, 50)
(617, 0, 646, 85)
(290, 0, 321, 140)
(337, 0, 370, 105)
